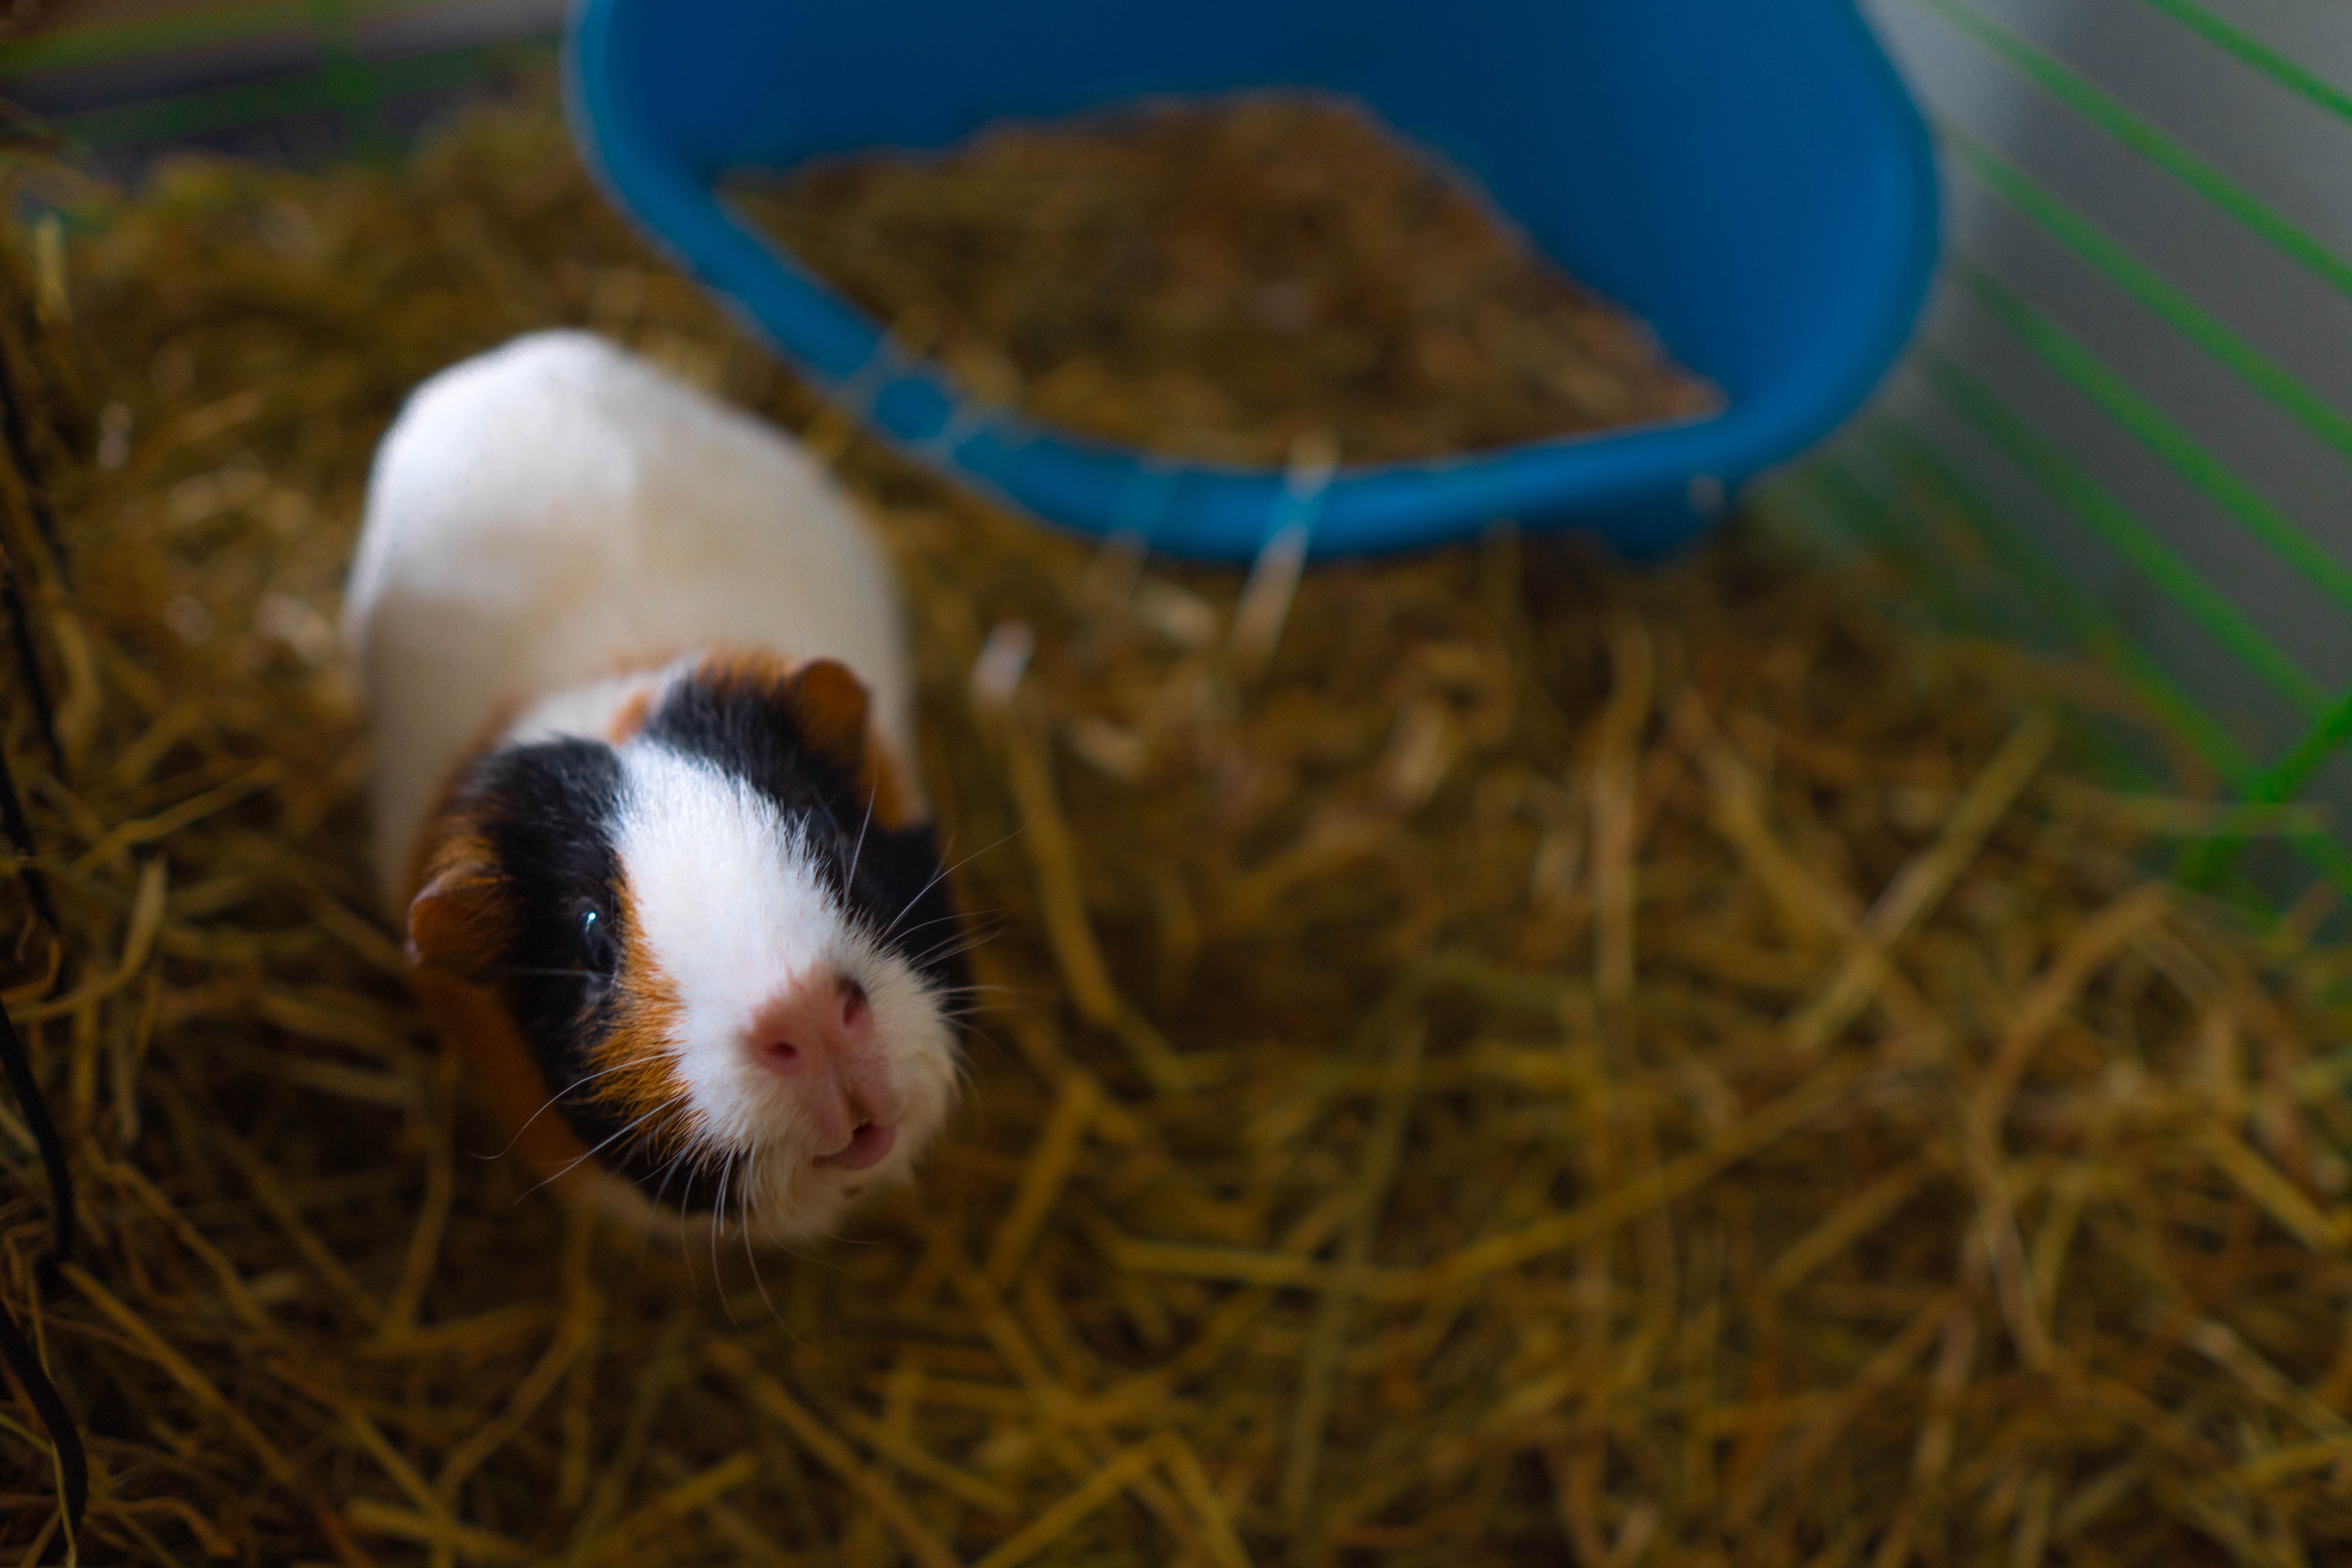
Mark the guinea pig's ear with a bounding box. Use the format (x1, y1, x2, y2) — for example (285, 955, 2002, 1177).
(786, 659, 871, 771)
(405, 848, 505, 979)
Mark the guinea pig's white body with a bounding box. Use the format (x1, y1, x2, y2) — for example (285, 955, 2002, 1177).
(347, 332, 961, 1245)
(345, 328, 917, 913)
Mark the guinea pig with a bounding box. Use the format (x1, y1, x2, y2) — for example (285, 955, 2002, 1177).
(343, 329, 965, 1243)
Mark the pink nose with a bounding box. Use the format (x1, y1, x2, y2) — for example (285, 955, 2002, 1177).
(748, 972, 898, 1165)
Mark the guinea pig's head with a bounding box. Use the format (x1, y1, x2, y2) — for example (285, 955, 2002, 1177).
(406, 652, 964, 1243)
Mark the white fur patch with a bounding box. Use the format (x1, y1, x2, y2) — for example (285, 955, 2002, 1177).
(612, 739, 960, 1241)
(347, 329, 922, 913)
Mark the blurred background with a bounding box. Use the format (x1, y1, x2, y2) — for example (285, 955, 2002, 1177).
(0, 0, 561, 172)
(5, 0, 2350, 923)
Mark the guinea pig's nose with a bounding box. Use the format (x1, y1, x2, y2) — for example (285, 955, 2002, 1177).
(750, 971, 873, 1070)
(746, 971, 898, 1159)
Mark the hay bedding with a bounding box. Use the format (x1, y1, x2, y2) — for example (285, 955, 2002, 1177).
(0, 90, 2344, 1568)
(725, 96, 1720, 463)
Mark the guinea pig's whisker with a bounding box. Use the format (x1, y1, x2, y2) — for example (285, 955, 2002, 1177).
(663, 1153, 717, 1287)
(956, 1025, 1012, 1076)
(520, 1090, 696, 1202)
(906, 937, 985, 974)
(481, 964, 612, 981)
(899, 910, 1007, 959)
(879, 873, 955, 946)
(645, 1145, 697, 1214)
(883, 908, 989, 942)
(875, 912, 964, 949)
(931, 981, 1029, 1000)
(928, 973, 1025, 993)
(880, 913, 1010, 965)
(931, 987, 1016, 1011)
(482, 1057, 645, 1160)
(905, 927, 1003, 974)
(843, 790, 877, 891)
(638, 1139, 720, 1260)
(879, 822, 1028, 943)
(810, 1225, 887, 1249)
(740, 1148, 787, 1330)
(710, 1151, 743, 1327)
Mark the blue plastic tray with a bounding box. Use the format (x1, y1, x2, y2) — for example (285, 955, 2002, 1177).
(565, 0, 1939, 561)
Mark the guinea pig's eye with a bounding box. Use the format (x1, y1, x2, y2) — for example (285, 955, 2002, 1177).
(577, 907, 618, 976)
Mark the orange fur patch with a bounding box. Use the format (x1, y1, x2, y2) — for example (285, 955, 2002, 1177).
(686, 647, 802, 706)
(607, 687, 654, 744)
(784, 659, 869, 767)
(406, 773, 512, 978)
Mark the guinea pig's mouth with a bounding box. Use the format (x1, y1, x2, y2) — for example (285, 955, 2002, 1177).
(814, 1121, 896, 1172)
